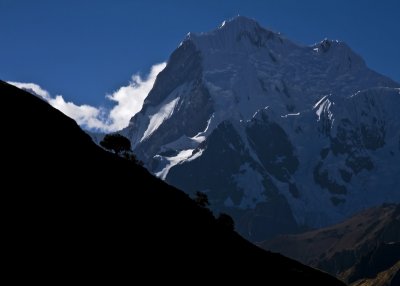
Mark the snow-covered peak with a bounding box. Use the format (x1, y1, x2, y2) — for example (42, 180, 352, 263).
(127, 17, 397, 152)
(218, 16, 261, 31)
(122, 17, 400, 241)
(186, 16, 283, 53)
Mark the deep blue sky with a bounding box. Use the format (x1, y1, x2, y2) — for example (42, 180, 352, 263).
(1, 0, 399, 106)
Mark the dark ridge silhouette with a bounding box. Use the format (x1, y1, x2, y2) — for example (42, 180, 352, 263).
(1, 81, 345, 284)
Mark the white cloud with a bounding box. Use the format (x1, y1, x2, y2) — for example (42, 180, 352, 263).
(50, 95, 108, 130)
(107, 62, 166, 131)
(8, 82, 51, 101)
(8, 62, 166, 132)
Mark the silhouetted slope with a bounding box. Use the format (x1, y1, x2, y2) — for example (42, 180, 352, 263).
(262, 204, 399, 285)
(1, 81, 345, 284)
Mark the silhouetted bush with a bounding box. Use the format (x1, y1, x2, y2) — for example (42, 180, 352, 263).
(216, 213, 235, 232)
(194, 191, 210, 208)
(100, 134, 131, 155)
(121, 151, 144, 166)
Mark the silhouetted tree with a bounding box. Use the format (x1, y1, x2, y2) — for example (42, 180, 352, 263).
(121, 150, 144, 166)
(100, 134, 131, 155)
(194, 191, 209, 208)
(216, 213, 235, 232)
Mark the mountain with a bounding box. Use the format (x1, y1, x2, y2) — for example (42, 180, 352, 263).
(261, 204, 400, 285)
(121, 16, 400, 241)
(0, 80, 346, 284)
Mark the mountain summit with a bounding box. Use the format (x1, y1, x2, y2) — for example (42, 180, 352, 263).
(121, 16, 400, 241)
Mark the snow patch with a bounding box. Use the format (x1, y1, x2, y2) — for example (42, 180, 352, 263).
(187, 148, 204, 162)
(281, 112, 300, 118)
(142, 97, 180, 141)
(314, 98, 332, 121)
(313, 95, 328, 109)
(252, 106, 269, 119)
(155, 149, 194, 180)
(190, 114, 214, 144)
